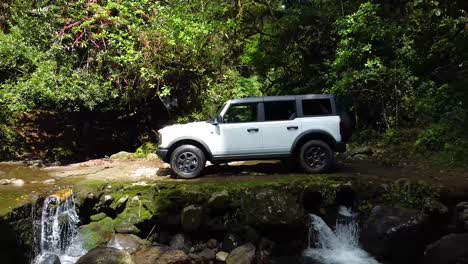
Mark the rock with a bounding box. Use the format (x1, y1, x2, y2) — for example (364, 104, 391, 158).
(189, 242, 207, 253)
(424, 233, 468, 264)
(107, 234, 147, 254)
(26, 159, 44, 167)
(226, 243, 256, 264)
(169, 233, 190, 251)
(10, 179, 25, 186)
(42, 179, 56, 184)
(240, 189, 303, 226)
(146, 153, 159, 160)
(90, 213, 107, 222)
(361, 206, 432, 263)
(110, 151, 135, 160)
(350, 146, 373, 157)
(207, 238, 218, 249)
(0, 179, 11, 185)
(423, 199, 449, 218)
(222, 233, 243, 252)
(113, 194, 153, 230)
(256, 238, 276, 264)
(80, 217, 115, 250)
(189, 248, 216, 262)
(207, 191, 230, 212)
(456, 201, 468, 211)
(181, 205, 203, 231)
(133, 246, 191, 264)
(456, 201, 468, 231)
(216, 251, 229, 262)
(75, 246, 134, 264)
(113, 219, 141, 235)
(38, 254, 61, 264)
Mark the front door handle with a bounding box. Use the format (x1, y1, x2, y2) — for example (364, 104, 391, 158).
(287, 126, 299, 130)
(247, 128, 259, 133)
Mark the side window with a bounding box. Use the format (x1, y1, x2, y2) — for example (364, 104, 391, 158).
(223, 103, 258, 123)
(264, 101, 296, 121)
(302, 99, 332, 116)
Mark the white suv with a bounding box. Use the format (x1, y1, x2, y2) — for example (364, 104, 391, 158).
(157, 94, 351, 178)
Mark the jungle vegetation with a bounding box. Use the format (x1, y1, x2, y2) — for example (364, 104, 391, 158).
(0, 0, 467, 165)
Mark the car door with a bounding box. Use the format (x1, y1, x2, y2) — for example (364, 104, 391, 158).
(260, 100, 301, 154)
(214, 102, 263, 156)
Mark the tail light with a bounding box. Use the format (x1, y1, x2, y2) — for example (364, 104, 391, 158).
(340, 119, 350, 142)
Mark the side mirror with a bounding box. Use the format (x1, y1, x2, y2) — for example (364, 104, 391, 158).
(213, 115, 223, 125)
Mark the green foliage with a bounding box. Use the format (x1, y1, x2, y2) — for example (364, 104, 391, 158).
(0, 0, 467, 164)
(134, 142, 158, 158)
(382, 181, 440, 209)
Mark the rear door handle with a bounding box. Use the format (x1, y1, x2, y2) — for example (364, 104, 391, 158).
(287, 126, 299, 130)
(247, 128, 259, 133)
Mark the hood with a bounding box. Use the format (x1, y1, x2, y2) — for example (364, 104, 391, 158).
(159, 121, 212, 132)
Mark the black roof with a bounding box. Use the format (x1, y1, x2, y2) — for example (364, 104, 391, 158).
(229, 94, 334, 104)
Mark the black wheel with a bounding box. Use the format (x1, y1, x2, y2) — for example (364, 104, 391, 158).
(299, 140, 334, 173)
(170, 145, 206, 179)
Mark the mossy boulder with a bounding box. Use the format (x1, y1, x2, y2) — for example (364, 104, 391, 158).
(181, 205, 203, 231)
(90, 213, 107, 222)
(239, 189, 303, 226)
(76, 247, 134, 264)
(113, 218, 141, 235)
(115, 195, 153, 225)
(207, 191, 230, 212)
(80, 217, 115, 250)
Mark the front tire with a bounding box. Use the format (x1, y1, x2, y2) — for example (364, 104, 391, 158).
(299, 140, 334, 173)
(170, 145, 206, 179)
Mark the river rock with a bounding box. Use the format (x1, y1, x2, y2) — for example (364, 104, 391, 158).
(10, 179, 25, 186)
(0, 179, 11, 185)
(222, 233, 243, 252)
(80, 217, 115, 250)
(75, 247, 134, 264)
(42, 179, 56, 184)
(216, 251, 229, 262)
(181, 205, 203, 231)
(226, 243, 256, 264)
(350, 146, 373, 157)
(361, 206, 432, 263)
(39, 254, 61, 264)
(240, 189, 303, 226)
(207, 191, 230, 212)
(207, 238, 218, 249)
(90, 213, 107, 222)
(191, 248, 216, 262)
(110, 151, 135, 160)
(133, 246, 191, 264)
(113, 219, 141, 235)
(423, 233, 468, 264)
(456, 201, 468, 231)
(107, 234, 147, 254)
(169, 233, 188, 251)
(255, 238, 276, 264)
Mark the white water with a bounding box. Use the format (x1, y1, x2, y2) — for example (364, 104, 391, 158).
(32, 194, 87, 264)
(303, 206, 380, 264)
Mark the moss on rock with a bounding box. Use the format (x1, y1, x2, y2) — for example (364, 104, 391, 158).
(80, 217, 115, 250)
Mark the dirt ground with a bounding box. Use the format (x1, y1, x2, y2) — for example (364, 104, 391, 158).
(1, 157, 467, 215)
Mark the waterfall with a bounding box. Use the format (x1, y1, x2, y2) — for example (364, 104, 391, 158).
(303, 206, 380, 264)
(32, 190, 87, 264)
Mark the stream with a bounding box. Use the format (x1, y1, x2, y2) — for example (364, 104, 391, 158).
(303, 206, 380, 264)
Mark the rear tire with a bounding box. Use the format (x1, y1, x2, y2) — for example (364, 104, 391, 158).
(299, 140, 334, 173)
(170, 145, 206, 179)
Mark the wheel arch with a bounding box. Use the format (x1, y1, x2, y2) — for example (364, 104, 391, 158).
(291, 130, 338, 154)
(167, 138, 212, 161)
